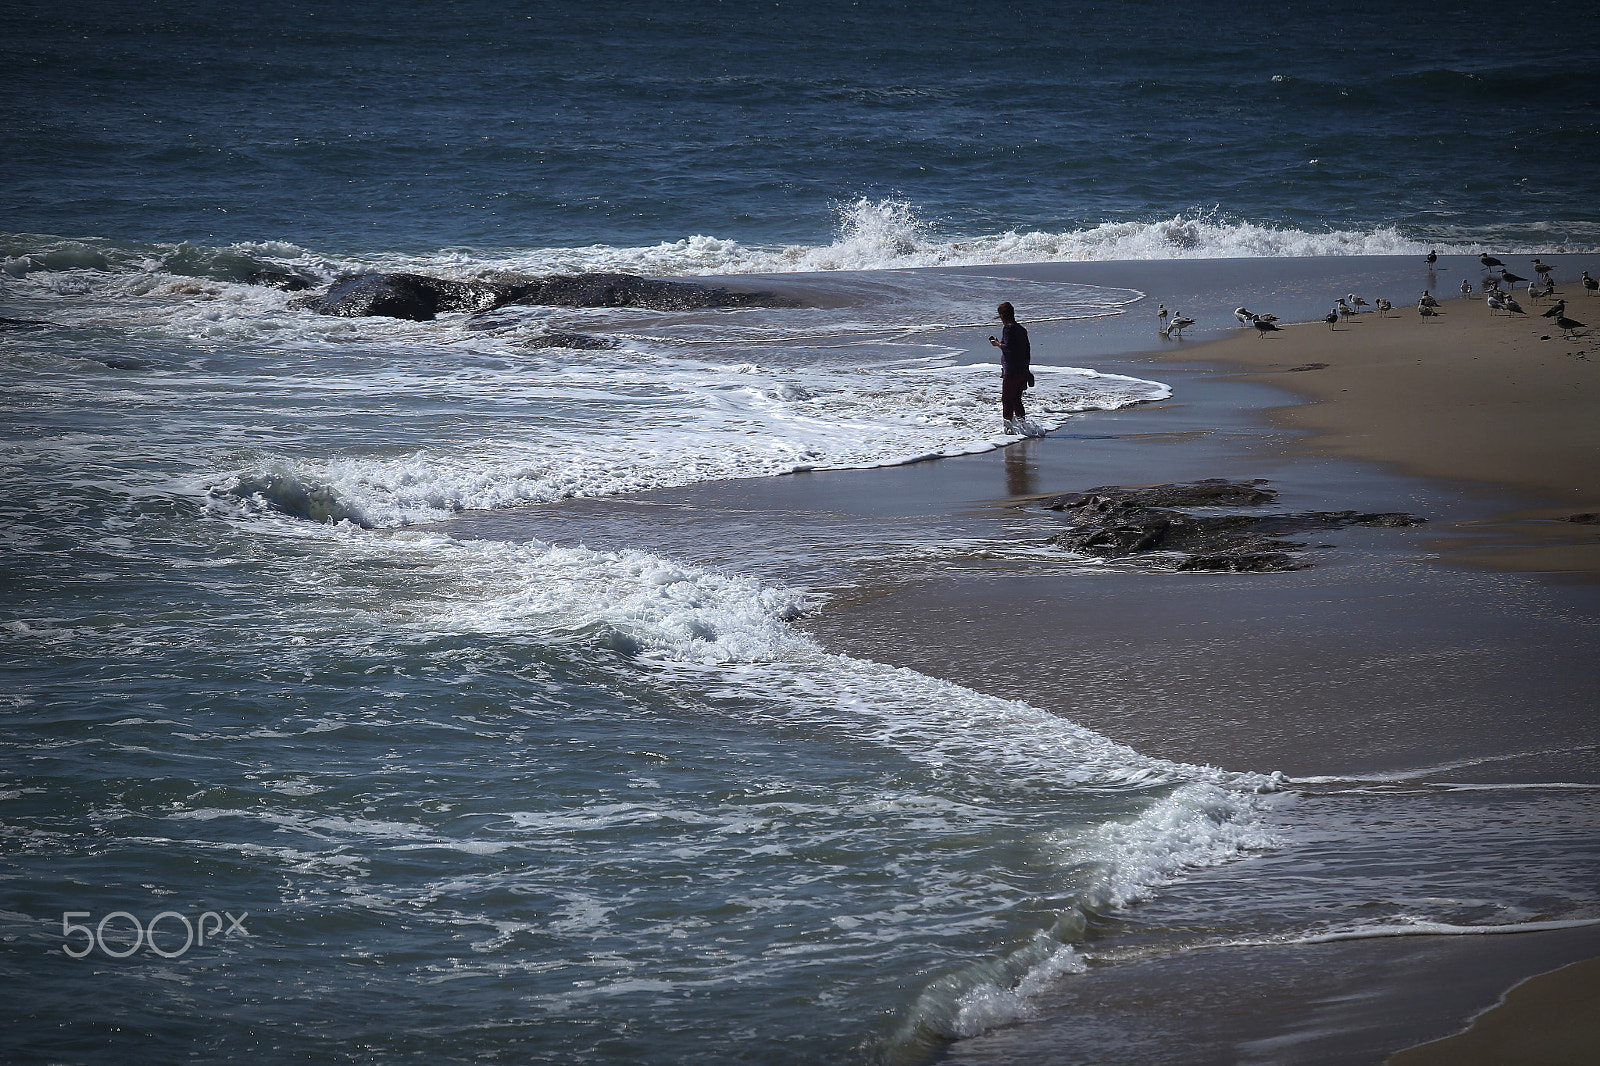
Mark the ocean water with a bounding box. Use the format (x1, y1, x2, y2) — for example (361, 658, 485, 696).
(3, 1, 1598, 1063)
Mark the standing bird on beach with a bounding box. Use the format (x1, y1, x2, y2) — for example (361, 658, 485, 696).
(1479, 253, 1504, 269)
(1157, 303, 1168, 321)
(1541, 299, 1567, 319)
(1165, 311, 1195, 337)
(1419, 291, 1439, 308)
(1348, 294, 1370, 311)
(1376, 298, 1392, 316)
(1532, 258, 1554, 281)
(1530, 278, 1555, 301)
(1556, 312, 1586, 330)
(1486, 294, 1507, 315)
(1425, 250, 1437, 266)
(1498, 268, 1527, 284)
(1502, 295, 1526, 315)
(1418, 302, 1440, 319)
(1336, 298, 1355, 321)
(1253, 318, 1282, 338)
(1234, 307, 1256, 325)
(1460, 279, 1474, 297)
(1325, 308, 1340, 329)
(1582, 271, 1597, 296)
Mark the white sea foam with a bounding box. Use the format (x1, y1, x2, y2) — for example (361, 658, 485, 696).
(6, 200, 1584, 301)
(334, 526, 1283, 1043)
(200, 360, 1165, 529)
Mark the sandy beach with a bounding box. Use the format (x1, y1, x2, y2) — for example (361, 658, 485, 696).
(1162, 286, 1600, 575)
(449, 257, 1600, 1063)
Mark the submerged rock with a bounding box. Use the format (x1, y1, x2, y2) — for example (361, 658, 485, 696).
(521, 331, 619, 350)
(248, 270, 315, 292)
(294, 270, 802, 322)
(505, 272, 802, 311)
(1040, 480, 1422, 572)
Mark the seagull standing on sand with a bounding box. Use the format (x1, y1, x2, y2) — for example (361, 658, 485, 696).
(1530, 279, 1555, 300)
(1556, 312, 1586, 330)
(1486, 294, 1506, 315)
(1541, 300, 1567, 319)
(1503, 295, 1526, 315)
(1376, 298, 1392, 316)
(1532, 259, 1554, 280)
(1234, 307, 1256, 325)
(1348, 294, 1369, 311)
(1336, 298, 1355, 320)
(1253, 318, 1282, 338)
(1325, 308, 1339, 329)
(1582, 271, 1597, 296)
(1418, 302, 1440, 319)
(1419, 291, 1439, 307)
(1460, 279, 1474, 297)
(1479, 253, 1504, 269)
(1498, 268, 1527, 284)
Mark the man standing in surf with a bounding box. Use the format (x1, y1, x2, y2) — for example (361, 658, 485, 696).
(989, 301, 1031, 432)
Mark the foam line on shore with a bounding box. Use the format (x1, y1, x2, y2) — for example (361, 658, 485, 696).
(1294, 919, 1600, 945)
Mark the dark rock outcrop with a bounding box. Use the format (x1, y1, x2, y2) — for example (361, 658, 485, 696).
(293, 273, 521, 321)
(1041, 480, 1422, 572)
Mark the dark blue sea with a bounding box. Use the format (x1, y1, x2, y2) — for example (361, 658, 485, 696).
(3, 2, 1598, 1063)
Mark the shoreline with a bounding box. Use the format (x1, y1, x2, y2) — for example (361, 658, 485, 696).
(783, 261, 1600, 1063)
(446, 255, 1600, 1065)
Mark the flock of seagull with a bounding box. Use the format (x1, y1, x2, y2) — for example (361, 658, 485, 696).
(1159, 253, 1595, 339)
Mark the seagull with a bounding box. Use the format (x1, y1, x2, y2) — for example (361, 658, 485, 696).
(1482, 276, 1502, 292)
(1234, 307, 1256, 325)
(1479, 253, 1504, 269)
(1336, 298, 1355, 319)
(1325, 308, 1339, 329)
(1425, 250, 1438, 266)
(1158, 304, 1169, 320)
(1348, 293, 1370, 311)
(1486, 294, 1506, 315)
(1582, 271, 1597, 296)
(1541, 300, 1567, 319)
(1530, 279, 1555, 300)
(1532, 258, 1554, 279)
(1419, 290, 1439, 307)
(1253, 318, 1282, 337)
(1498, 268, 1527, 284)
(1376, 298, 1392, 316)
(1167, 312, 1195, 336)
(1255, 312, 1279, 323)
(1502, 295, 1526, 315)
(1556, 313, 1586, 330)
(1460, 279, 1474, 297)
(1418, 302, 1440, 319)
